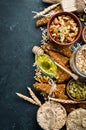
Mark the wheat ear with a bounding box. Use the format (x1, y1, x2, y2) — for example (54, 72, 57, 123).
(27, 87, 42, 106)
(16, 93, 40, 106)
(33, 3, 59, 19)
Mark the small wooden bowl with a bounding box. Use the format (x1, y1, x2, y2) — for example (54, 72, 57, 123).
(82, 27, 86, 43)
(47, 12, 82, 46)
(66, 79, 86, 102)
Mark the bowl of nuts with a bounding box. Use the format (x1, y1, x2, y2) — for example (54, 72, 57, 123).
(47, 12, 82, 46)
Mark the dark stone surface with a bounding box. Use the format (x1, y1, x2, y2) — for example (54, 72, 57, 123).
(0, 0, 66, 130)
(0, 0, 44, 130)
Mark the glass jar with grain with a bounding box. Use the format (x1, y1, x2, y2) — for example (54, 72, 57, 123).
(70, 44, 86, 79)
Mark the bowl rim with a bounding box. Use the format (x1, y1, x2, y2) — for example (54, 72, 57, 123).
(82, 26, 86, 43)
(66, 79, 86, 101)
(47, 11, 82, 46)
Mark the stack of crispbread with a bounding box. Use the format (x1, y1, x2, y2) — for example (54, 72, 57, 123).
(37, 101, 67, 130)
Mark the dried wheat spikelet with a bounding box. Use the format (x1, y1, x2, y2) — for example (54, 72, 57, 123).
(42, 0, 61, 4)
(27, 87, 42, 106)
(16, 93, 39, 106)
(48, 96, 86, 104)
(33, 3, 59, 19)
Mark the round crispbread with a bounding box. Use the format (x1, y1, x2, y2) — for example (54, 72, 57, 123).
(66, 108, 86, 130)
(37, 101, 67, 130)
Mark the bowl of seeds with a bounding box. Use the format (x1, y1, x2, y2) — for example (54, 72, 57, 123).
(66, 79, 86, 101)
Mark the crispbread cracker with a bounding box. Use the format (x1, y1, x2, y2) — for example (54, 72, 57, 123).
(66, 108, 86, 130)
(37, 101, 67, 130)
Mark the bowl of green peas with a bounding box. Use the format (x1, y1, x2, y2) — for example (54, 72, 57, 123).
(67, 79, 86, 101)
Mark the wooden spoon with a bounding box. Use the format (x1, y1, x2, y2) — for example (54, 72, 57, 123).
(55, 62, 79, 80)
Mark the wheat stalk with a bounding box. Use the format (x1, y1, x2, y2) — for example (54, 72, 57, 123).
(16, 93, 40, 106)
(33, 3, 59, 19)
(27, 87, 42, 106)
(42, 0, 61, 4)
(48, 96, 86, 104)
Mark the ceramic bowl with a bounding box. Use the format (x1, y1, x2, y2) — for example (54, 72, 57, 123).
(47, 12, 82, 46)
(82, 27, 86, 43)
(66, 79, 86, 102)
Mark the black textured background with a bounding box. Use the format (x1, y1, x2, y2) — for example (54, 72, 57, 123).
(0, 0, 44, 130)
(0, 0, 66, 130)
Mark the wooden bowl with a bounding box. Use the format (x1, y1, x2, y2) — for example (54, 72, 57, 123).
(66, 79, 86, 102)
(47, 12, 82, 46)
(82, 27, 86, 43)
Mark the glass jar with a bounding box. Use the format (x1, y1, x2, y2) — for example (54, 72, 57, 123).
(70, 44, 86, 79)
